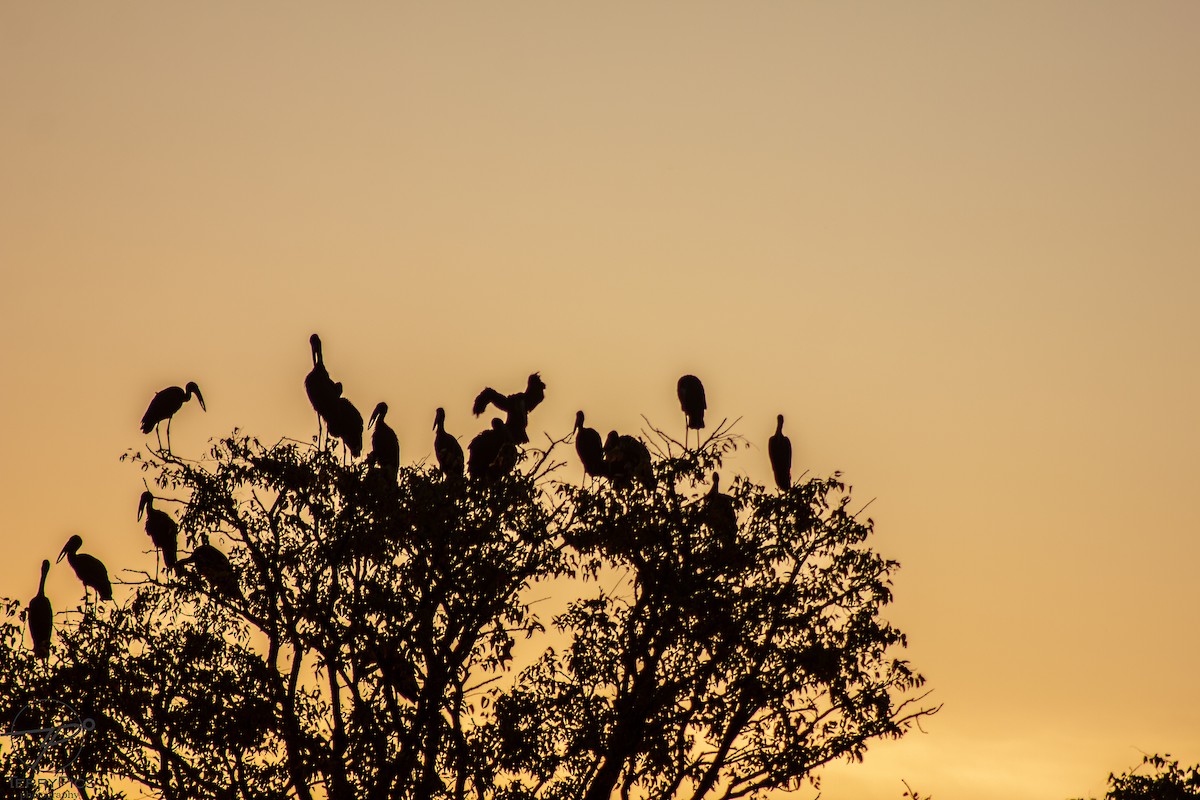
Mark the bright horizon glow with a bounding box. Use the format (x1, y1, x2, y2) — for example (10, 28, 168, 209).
(2, 3, 1198, 798)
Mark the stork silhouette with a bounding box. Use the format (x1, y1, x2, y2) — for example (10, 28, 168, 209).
(768, 414, 792, 491)
(677, 374, 706, 450)
(58, 535, 112, 606)
(326, 387, 364, 461)
(433, 407, 465, 479)
(27, 559, 52, 660)
(368, 402, 400, 481)
(178, 541, 242, 600)
(305, 333, 339, 446)
(472, 373, 546, 444)
(138, 491, 179, 576)
(573, 411, 606, 482)
(468, 418, 518, 481)
(141, 381, 206, 452)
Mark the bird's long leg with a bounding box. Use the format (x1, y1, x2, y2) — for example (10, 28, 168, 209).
(166, 417, 174, 453)
(155, 424, 164, 451)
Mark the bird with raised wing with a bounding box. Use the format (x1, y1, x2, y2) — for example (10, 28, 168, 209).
(472, 373, 546, 444)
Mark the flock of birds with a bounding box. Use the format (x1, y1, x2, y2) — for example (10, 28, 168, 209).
(21, 333, 797, 662)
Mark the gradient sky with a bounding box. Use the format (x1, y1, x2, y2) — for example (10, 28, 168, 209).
(3, 3, 1199, 798)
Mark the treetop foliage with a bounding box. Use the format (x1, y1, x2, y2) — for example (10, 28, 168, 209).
(0, 346, 936, 800)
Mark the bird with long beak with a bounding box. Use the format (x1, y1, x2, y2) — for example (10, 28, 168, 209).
(28, 559, 53, 660)
(433, 407, 464, 478)
(138, 490, 179, 575)
(58, 535, 113, 606)
(141, 381, 206, 452)
(368, 402, 400, 481)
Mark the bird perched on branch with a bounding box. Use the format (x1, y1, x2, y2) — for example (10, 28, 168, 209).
(677, 374, 706, 449)
(305, 334, 340, 443)
(141, 382, 206, 452)
(468, 418, 518, 481)
(603, 431, 654, 491)
(472, 373, 546, 444)
(28, 559, 52, 660)
(138, 491, 179, 574)
(702, 472, 738, 547)
(58, 535, 112, 604)
(573, 411, 606, 480)
(433, 407, 464, 478)
(178, 542, 242, 599)
(326, 386, 364, 460)
(367, 402, 400, 480)
(768, 414, 792, 491)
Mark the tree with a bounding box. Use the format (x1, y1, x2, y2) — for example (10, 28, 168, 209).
(1074, 754, 1200, 800)
(0, 383, 936, 799)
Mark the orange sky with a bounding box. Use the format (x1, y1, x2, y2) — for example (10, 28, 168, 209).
(2, 3, 1199, 798)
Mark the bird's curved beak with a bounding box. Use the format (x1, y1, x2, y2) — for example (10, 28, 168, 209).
(194, 388, 207, 412)
(138, 497, 147, 521)
(368, 408, 380, 430)
(56, 544, 69, 563)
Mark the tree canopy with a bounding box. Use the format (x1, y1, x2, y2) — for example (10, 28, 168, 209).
(1, 352, 935, 800)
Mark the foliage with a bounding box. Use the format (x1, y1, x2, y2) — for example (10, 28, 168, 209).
(0, 405, 935, 799)
(1075, 754, 1200, 800)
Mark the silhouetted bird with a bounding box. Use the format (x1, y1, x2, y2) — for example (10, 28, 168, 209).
(326, 388, 364, 460)
(28, 559, 52, 660)
(433, 407, 464, 478)
(603, 431, 654, 490)
(472, 373, 546, 444)
(573, 411, 606, 480)
(702, 472, 738, 546)
(138, 491, 179, 573)
(177, 543, 242, 599)
(57, 535, 112, 604)
(468, 418, 518, 481)
(141, 381, 206, 452)
(367, 402, 400, 480)
(768, 414, 792, 491)
(677, 374, 706, 448)
(305, 333, 340, 443)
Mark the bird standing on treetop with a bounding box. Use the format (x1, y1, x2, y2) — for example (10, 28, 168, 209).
(468, 418, 518, 481)
(57, 535, 113, 604)
(603, 430, 654, 491)
(27, 559, 52, 660)
(702, 472, 738, 547)
(141, 381, 206, 452)
(677, 374, 706, 449)
(573, 411, 606, 480)
(305, 334, 340, 444)
(367, 402, 400, 480)
(138, 491, 179, 574)
(768, 414, 792, 491)
(326, 386, 364, 460)
(433, 407, 464, 478)
(177, 542, 242, 599)
(472, 373, 546, 444)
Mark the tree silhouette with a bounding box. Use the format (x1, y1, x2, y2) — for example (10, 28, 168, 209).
(1073, 754, 1200, 800)
(0, 382, 936, 799)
